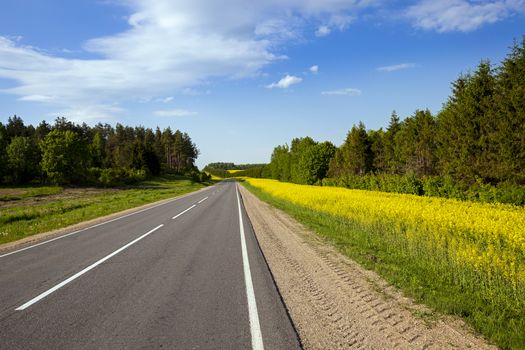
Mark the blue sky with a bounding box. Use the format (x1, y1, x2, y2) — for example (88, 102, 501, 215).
(1, 0, 524, 168)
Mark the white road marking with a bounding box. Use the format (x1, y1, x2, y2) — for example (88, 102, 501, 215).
(236, 185, 264, 350)
(172, 205, 196, 220)
(198, 196, 209, 204)
(16, 224, 164, 311)
(0, 187, 214, 259)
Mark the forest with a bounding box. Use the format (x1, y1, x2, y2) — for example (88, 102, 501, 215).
(0, 116, 208, 186)
(207, 38, 525, 205)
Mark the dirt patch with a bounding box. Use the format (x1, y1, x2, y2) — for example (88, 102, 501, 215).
(0, 188, 119, 209)
(239, 185, 496, 350)
(0, 189, 28, 197)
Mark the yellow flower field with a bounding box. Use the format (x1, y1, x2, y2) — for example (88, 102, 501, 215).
(245, 178, 525, 288)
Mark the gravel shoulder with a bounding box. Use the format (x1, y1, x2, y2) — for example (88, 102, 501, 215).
(239, 185, 496, 350)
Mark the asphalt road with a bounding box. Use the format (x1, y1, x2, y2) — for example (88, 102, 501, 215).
(0, 181, 301, 350)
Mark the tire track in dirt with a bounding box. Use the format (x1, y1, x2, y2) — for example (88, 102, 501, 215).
(239, 186, 496, 350)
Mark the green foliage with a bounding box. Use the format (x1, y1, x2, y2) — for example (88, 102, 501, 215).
(203, 164, 270, 180)
(6, 136, 38, 183)
(328, 122, 373, 177)
(0, 116, 199, 186)
(40, 130, 90, 184)
(0, 122, 8, 180)
(206, 162, 266, 170)
(268, 38, 525, 206)
(493, 38, 525, 183)
(396, 110, 437, 176)
(300, 141, 336, 185)
(270, 145, 291, 181)
(322, 173, 525, 205)
(268, 137, 335, 185)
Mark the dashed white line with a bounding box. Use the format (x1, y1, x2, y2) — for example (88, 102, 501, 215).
(198, 196, 209, 204)
(236, 185, 264, 350)
(16, 224, 164, 311)
(172, 205, 196, 220)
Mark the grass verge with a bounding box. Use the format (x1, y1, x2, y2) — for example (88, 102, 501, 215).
(242, 181, 524, 350)
(0, 175, 209, 245)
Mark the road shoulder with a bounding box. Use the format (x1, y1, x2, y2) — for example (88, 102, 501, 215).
(0, 185, 212, 254)
(239, 185, 495, 349)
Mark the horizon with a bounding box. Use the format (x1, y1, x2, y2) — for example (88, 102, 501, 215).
(1, 0, 524, 168)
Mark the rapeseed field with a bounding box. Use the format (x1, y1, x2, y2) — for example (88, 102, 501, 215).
(244, 178, 525, 348)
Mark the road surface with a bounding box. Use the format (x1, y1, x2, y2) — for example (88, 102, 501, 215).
(0, 180, 300, 350)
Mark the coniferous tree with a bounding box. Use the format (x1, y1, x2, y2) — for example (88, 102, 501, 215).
(493, 38, 525, 183)
(437, 62, 496, 182)
(330, 122, 373, 176)
(383, 111, 403, 174)
(397, 110, 436, 176)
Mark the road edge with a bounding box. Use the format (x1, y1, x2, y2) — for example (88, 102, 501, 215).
(0, 184, 214, 254)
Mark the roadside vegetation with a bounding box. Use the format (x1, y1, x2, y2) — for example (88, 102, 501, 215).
(203, 162, 269, 179)
(243, 178, 525, 349)
(221, 40, 525, 349)
(0, 116, 211, 186)
(0, 175, 208, 245)
(216, 39, 525, 206)
(0, 117, 215, 245)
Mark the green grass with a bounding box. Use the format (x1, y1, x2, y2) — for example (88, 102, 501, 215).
(0, 185, 63, 201)
(242, 182, 524, 350)
(0, 175, 208, 245)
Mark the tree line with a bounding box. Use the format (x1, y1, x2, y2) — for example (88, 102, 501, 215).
(205, 162, 266, 171)
(0, 116, 206, 185)
(267, 38, 525, 204)
(203, 163, 270, 178)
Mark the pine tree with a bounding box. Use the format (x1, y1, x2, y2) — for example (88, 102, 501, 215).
(494, 38, 525, 183)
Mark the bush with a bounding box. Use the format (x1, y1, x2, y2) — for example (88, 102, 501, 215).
(321, 173, 525, 206)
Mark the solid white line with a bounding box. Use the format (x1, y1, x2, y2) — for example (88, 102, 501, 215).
(198, 196, 209, 204)
(0, 188, 214, 259)
(16, 224, 164, 311)
(236, 185, 264, 350)
(172, 205, 196, 220)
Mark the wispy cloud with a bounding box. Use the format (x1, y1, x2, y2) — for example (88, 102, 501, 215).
(309, 65, 319, 74)
(0, 0, 375, 121)
(315, 25, 331, 37)
(266, 75, 303, 89)
(377, 63, 416, 72)
(321, 88, 362, 96)
(159, 96, 174, 103)
(154, 109, 197, 117)
(406, 0, 525, 32)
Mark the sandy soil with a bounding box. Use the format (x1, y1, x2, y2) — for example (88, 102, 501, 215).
(239, 185, 496, 350)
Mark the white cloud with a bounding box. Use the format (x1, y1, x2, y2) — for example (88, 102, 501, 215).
(154, 109, 197, 117)
(18, 94, 55, 102)
(406, 0, 525, 32)
(321, 88, 362, 96)
(309, 65, 319, 73)
(266, 75, 303, 89)
(377, 63, 416, 72)
(160, 96, 174, 103)
(315, 25, 332, 37)
(0, 1, 373, 121)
